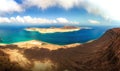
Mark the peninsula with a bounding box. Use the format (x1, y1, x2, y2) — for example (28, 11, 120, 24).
(25, 26, 80, 33)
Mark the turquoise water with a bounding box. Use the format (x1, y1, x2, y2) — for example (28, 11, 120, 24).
(0, 26, 114, 45)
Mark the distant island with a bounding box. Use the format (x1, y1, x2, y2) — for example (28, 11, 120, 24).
(25, 26, 80, 33)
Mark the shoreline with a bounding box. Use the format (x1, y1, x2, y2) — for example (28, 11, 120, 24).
(0, 39, 95, 50)
(0, 40, 81, 50)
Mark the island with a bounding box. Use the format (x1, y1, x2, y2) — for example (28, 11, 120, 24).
(25, 26, 80, 33)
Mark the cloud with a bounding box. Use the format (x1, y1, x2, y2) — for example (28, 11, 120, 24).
(88, 19, 100, 24)
(1, 0, 120, 21)
(0, 16, 79, 24)
(23, 0, 83, 10)
(23, 0, 120, 21)
(56, 0, 83, 10)
(0, 0, 23, 14)
(84, 0, 120, 21)
(23, 0, 56, 10)
(56, 18, 69, 23)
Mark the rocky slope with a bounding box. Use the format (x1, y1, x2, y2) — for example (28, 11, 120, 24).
(0, 28, 120, 71)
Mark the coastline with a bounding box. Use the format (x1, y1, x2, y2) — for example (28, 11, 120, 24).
(0, 38, 96, 50)
(0, 40, 81, 50)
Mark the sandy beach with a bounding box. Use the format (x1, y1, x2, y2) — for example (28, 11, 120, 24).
(0, 40, 81, 50)
(13, 40, 81, 50)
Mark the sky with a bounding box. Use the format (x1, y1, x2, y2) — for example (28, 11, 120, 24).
(0, 0, 120, 26)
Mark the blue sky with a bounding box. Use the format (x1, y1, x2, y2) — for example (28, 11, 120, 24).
(0, 0, 120, 26)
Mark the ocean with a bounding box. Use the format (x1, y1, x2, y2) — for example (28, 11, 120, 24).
(0, 26, 115, 45)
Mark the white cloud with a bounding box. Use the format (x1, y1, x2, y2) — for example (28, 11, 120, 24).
(0, 16, 79, 24)
(23, 0, 83, 10)
(57, 0, 83, 10)
(56, 17, 79, 24)
(23, 0, 56, 10)
(56, 18, 69, 23)
(23, 0, 120, 21)
(84, 0, 120, 21)
(0, 17, 11, 23)
(1, 0, 120, 22)
(0, 0, 23, 14)
(88, 19, 100, 24)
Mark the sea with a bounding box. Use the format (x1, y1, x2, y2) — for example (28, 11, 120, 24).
(0, 25, 117, 45)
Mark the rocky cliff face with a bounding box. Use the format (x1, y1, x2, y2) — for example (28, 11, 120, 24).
(78, 28, 120, 71)
(90, 28, 120, 71)
(0, 28, 120, 71)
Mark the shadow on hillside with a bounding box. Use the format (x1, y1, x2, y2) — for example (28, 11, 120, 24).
(0, 48, 29, 71)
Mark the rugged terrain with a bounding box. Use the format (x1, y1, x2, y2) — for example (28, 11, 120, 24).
(0, 28, 120, 71)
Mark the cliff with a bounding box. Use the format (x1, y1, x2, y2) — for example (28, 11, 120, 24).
(0, 28, 120, 71)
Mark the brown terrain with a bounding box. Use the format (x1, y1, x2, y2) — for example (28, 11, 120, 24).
(0, 28, 120, 71)
(61, 26, 78, 29)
